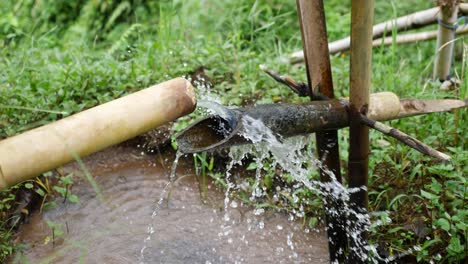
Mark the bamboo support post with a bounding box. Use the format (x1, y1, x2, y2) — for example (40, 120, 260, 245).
(349, 0, 374, 262)
(296, 1, 348, 262)
(0, 78, 196, 190)
(434, 0, 459, 81)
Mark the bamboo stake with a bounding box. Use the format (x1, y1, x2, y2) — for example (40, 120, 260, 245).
(296, 1, 347, 262)
(434, 0, 459, 81)
(290, 3, 468, 62)
(349, 0, 374, 262)
(259, 65, 310, 97)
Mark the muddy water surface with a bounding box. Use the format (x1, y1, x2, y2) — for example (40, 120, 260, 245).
(13, 146, 329, 263)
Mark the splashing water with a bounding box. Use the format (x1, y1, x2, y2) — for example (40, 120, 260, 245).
(140, 111, 412, 263)
(139, 151, 183, 264)
(229, 115, 411, 263)
(197, 100, 236, 124)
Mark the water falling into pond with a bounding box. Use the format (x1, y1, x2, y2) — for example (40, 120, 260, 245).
(214, 113, 423, 263)
(139, 151, 183, 263)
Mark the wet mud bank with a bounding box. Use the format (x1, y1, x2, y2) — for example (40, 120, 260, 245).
(11, 144, 329, 263)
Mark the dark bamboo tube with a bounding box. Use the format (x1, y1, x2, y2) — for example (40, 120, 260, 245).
(349, 0, 374, 262)
(177, 100, 349, 153)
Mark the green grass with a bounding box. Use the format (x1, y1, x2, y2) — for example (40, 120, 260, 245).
(0, 0, 466, 262)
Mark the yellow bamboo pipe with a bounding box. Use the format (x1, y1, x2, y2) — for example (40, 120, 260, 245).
(0, 78, 196, 189)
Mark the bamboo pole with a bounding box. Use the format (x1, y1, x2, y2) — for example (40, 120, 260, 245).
(296, 1, 347, 262)
(290, 3, 468, 62)
(434, 0, 459, 81)
(349, 0, 374, 262)
(371, 27, 468, 49)
(308, 26, 468, 58)
(0, 78, 196, 189)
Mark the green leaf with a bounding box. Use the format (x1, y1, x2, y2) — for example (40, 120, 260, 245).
(420, 190, 438, 200)
(43, 201, 57, 210)
(246, 162, 257, 170)
(388, 226, 404, 233)
(264, 174, 273, 190)
(435, 218, 450, 231)
(429, 178, 442, 194)
(308, 217, 318, 228)
(53, 186, 66, 196)
(24, 183, 34, 189)
(53, 228, 64, 237)
(208, 156, 214, 171)
(68, 194, 80, 203)
(35, 188, 45, 197)
(447, 237, 463, 255)
(422, 238, 441, 250)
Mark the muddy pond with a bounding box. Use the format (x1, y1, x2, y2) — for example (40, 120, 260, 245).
(11, 144, 329, 263)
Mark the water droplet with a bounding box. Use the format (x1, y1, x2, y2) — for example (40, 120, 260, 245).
(254, 208, 265, 215)
(258, 221, 264, 229)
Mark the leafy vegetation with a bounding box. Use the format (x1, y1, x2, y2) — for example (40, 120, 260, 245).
(0, 0, 466, 263)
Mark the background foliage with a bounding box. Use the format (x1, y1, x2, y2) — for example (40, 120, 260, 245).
(0, 0, 466, 262)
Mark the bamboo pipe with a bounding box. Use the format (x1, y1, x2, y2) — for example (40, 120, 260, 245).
(0, 78, 196, 189)
(348, 0, 374, 261)
(176, 92, 400, 153)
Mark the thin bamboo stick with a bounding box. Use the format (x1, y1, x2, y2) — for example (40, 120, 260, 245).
(290, 27, 468, 61)
(434, 0, 459, 81)
(349, 0, 374, 262)
(296, 1, 347, 262)
(360, 115, 451, 161)
(372, 27, 468, 48)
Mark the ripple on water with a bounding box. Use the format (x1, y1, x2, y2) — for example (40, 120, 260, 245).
(13, 149, 329, 263)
